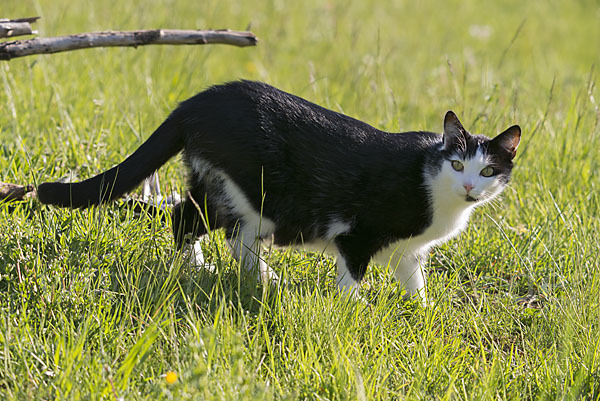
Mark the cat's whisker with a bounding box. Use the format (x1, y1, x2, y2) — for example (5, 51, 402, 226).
(486, 200, 501, 213)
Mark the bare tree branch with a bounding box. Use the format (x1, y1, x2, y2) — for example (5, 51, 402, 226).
(0, 17, 40, 23)
(0, 182, 34, 201)
(0, 17, 40, 39)
(0, 29, 257, 60)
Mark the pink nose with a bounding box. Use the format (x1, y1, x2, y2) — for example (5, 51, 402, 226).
(463, 183, 474, 193)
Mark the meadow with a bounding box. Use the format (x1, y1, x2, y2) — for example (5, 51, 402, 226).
(1, 0, 599, 399)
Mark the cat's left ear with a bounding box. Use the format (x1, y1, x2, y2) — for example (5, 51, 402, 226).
(490, 125, 521, 159)
(443, 111, 468, 150)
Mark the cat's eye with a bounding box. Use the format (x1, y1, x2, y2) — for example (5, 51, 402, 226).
(451, 160, 464, 172)
(480, 166, 494, 177)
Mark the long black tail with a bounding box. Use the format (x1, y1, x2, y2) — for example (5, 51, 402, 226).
(37, 114, 183, 208)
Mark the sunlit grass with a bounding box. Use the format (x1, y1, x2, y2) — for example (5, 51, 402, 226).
(1, 0, 599, 399)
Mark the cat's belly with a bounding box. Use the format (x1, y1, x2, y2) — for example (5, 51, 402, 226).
(268, 218, 352, 256)
(265, 234, 338, 259)
(292, 240, 338, 255)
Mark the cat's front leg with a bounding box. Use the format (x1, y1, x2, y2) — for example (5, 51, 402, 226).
(391, 252, 428, 305)
(334, 237, 371, 299)
(335, 254, 361, 297)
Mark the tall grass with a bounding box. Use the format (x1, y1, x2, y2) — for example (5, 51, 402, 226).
(1, 0, 599, 399)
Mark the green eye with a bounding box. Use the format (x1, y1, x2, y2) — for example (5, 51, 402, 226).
(480, 166, 494, 177)
(451, 160, 464, 171)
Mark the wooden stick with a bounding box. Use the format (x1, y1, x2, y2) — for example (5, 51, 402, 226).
(0, 29, 257, 60)
(0, 17, 39, 39)
(0, 182, 34, 201)
(0, 17, 40, 23)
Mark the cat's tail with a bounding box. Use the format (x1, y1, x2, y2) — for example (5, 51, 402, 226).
(37, 114, 183, 208)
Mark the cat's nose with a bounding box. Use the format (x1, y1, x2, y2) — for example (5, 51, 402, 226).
(463, 183, 474, 193)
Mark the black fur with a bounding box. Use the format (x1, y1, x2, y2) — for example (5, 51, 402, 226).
(37, 117, 183, 208)
(38, 80, 519, 283)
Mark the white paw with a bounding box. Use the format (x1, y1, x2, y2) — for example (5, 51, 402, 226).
(402, 290, 431, 307)
(183, 239, 216, 272)
(260, 267, 280, 283)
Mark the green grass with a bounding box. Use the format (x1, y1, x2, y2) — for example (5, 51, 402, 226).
(1, 0, 599, 399)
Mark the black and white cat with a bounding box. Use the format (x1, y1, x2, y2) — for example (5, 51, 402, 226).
(37, 80, 521, 303)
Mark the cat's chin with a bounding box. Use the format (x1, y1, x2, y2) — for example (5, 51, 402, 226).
(454, 191, 479, 203)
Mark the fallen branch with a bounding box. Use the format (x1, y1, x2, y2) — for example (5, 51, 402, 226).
(0, 29, 257, 60)
(0, 17, 39, 39)
(0, 182, 34, 201)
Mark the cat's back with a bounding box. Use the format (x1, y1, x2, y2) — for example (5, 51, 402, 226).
(178, 80, 383, 140)
(177, 80, 444, 184)
(178, 80, 440, 153)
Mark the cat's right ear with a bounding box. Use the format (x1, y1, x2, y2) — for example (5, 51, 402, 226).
(490, 125, 521, 159)
(443, 111, 467, 151)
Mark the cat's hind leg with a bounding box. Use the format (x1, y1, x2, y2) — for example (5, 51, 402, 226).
(171, 192, 216, 270)
(172, 199, 206, 248)
(226, 220, 279, 283)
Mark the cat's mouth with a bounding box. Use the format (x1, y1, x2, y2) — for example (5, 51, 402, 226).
(465, 195, 478, 202)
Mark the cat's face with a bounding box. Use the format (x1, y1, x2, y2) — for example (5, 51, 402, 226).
(435, 111, 521, 206)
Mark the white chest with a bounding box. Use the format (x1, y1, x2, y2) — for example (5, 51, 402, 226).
(374, 204, 473, 266)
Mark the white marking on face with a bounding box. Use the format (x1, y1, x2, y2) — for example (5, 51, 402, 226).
(459, 149, 490, 199)
(419, 146, 503, 253)
(439, 147, 506, 205)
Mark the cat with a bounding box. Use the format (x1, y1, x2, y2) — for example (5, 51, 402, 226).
(37, 80, 521, 304)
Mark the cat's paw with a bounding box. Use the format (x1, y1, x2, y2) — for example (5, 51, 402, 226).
(259, 265, 290, 289)
(401, 291, 432, 308)
(335, 281, 369, 305)
(182, 240, 217, 272)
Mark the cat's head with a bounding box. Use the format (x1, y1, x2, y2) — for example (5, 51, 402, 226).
(433, 111, 521, 205)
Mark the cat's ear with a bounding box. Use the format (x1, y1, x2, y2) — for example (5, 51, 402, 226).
(490, 125, 521, 159)
(443, 111, 468, 150)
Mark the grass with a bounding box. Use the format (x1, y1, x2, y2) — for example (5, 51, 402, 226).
(1, 0, 599, 399)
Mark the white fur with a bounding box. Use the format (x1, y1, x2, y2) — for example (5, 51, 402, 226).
(335, 253, 360, 297)
(326, 219, 351, 239)
(183, 238, 217, 272)
(189, 157, 277, 238)
(187, 157, 356, 293)
(219, 171, 276, 238)
(445, 149, 505, 204)
(189, 157, 211, 181)
(189, 157, 278, 281)
(377, 147, 505, 303)
(218, 171, 279, 281)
